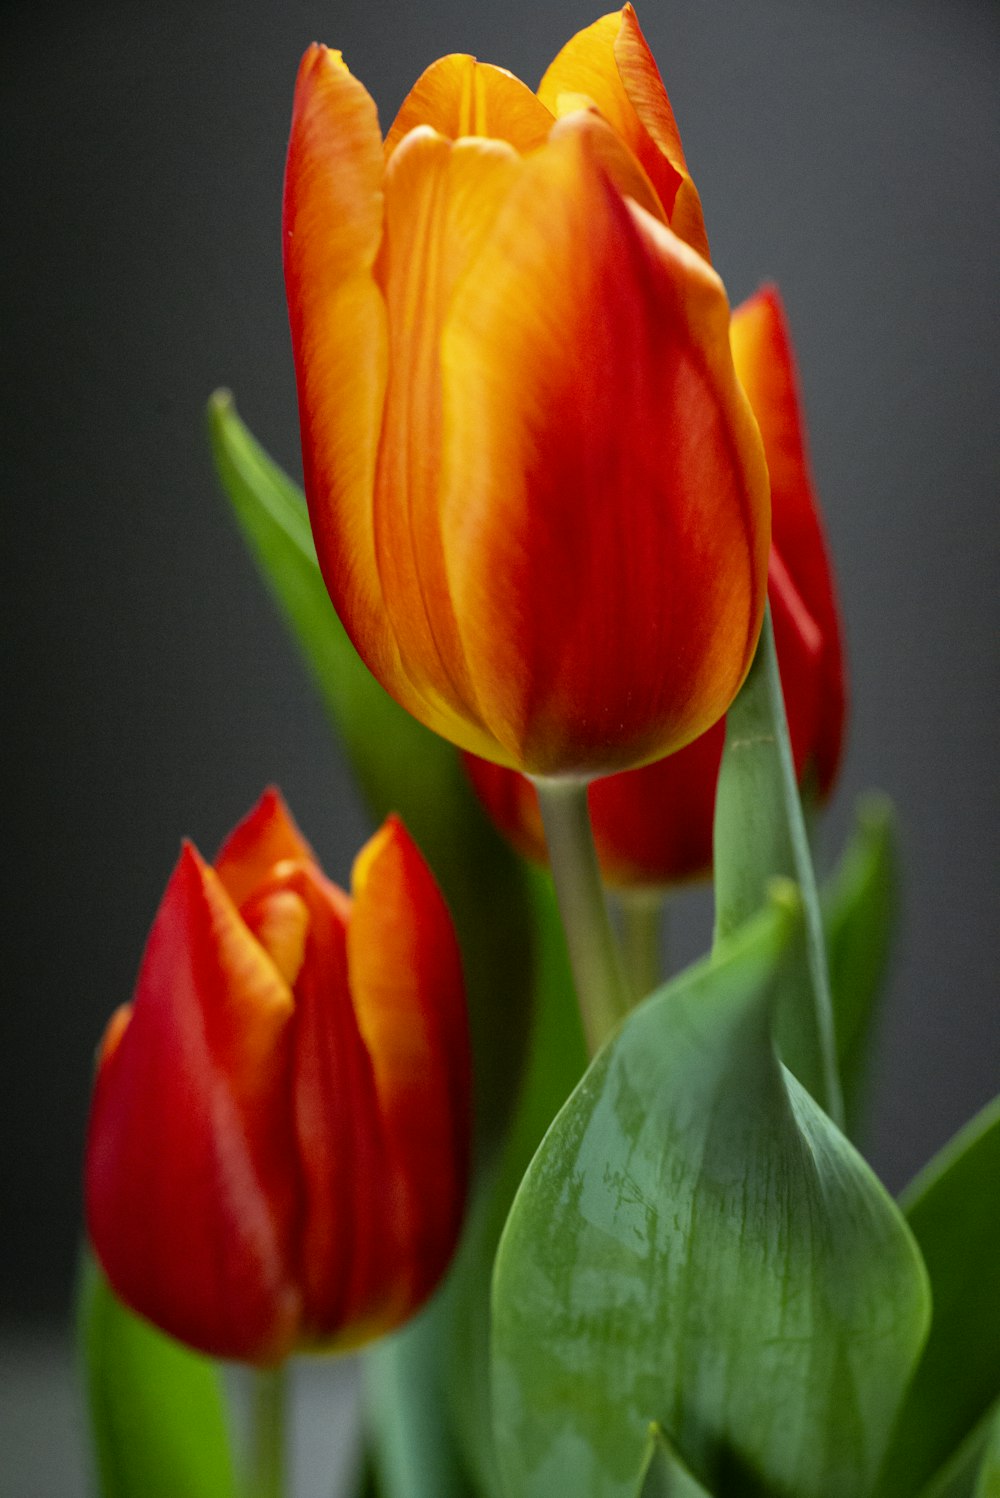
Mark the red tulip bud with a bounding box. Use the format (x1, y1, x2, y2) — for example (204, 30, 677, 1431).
(85, 791, 470, 1364)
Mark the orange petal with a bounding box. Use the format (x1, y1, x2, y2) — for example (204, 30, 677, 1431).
(369, 126, 525, 755)
(385, 53, 554, 156)
(538, 5, 709, 259)
(732, 286, 847, 792)
(85, 844, 301, 1363)
(439, 120, 769, 774)
(283, 47, 398, 689)
(346, 817, 470, 1323)
(214, 787, 316, 907)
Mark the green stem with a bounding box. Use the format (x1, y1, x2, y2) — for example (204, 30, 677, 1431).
(618, 889, 666, 1000)
(533, 778, 631, 1055)
(250, 1364, 287, 1498)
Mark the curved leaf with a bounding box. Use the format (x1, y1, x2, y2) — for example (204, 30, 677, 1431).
(492, 895, 930, 1498)
(877, 1098, 1000, 1496)
(821, 795, 899, 1137)
(77, 1254, 237, 1498)
(713, 607, 842, 1124)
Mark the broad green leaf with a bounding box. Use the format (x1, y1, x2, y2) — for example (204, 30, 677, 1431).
(207, 390, 535, 1152)
(713, 607, 843, 1124)
(492, 895, 930, 1498)
(77, 1253, 237, 1498)
(876, 1098, 1000, 1497)
(821, 795, 899, 1137)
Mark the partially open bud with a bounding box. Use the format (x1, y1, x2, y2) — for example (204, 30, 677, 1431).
(85, 791, 470, 1364)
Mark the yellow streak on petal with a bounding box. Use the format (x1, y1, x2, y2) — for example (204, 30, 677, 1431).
(241, 889, 310, 990)
(385, 54, 553, 156)
(370, 127, 524, 749)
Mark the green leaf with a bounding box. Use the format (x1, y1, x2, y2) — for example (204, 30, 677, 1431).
(876, 1098, 1000, 1497)
(492, 894, 930, 1498)
(975, 1403, 1000, 1498)
(77, 1253, 237, 1498)
(640, 1428, 715, 1497)
(821, 795, 899, 1138)
(364, 1307, 475, 1498)
(713, 606, 843, 1125)
(914, 1399, 1000, 1498)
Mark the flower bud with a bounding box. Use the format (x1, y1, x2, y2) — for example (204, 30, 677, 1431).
(85, 791, 470, 1364)
(283, 6, 770, 778)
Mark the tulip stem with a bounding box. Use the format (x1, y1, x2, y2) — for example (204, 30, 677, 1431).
(533, 778, 631, 1055)
(618, 889, 667, 1000)
(250, 1364, 287, 1498)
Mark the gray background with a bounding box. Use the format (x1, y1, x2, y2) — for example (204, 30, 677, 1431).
(2, 0, 997, 1457)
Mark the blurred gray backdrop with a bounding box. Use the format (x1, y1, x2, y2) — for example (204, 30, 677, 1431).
(3, 0, 998, 1349)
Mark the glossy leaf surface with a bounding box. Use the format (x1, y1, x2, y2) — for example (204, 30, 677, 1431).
(78, 1255, 236, 1498)
(713, 606, 842, 1122)
(877, 1098, 1000, 1497)
(821, 794, 898, 1137)
(493, 898, 929, 1498)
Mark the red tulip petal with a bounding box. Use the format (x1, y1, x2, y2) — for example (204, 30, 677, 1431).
(385, 53, 553, 156)
(461, 754, 548, 868)
(732, 287, 847, 792)
(440, 119, 769, 775)
(283, 46, 401, 693)
(768, 547, 823, 780)
(273, 864, 396, 1347)
(538, 5, 709, 259)
(85, 844, 302, 1363)
(346, 817, 470, 1321)
(588, 722, 726, 886)
(214, 786, 316, 908)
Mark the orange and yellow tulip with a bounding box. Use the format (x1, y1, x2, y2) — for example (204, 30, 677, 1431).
(85, 791, 470, 1364)
(283, 6, 770, 778)
(465, 287, 847, 885)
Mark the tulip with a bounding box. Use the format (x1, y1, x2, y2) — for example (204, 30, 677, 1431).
(465, 286, 847, 886)
(85, 791, 470, 1364)
(283, 5, 770, 779)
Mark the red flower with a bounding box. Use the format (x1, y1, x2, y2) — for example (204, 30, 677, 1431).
(283, 6, 770, 777)
(85, 791, 470, 1364)
(465, 287, 847, 886)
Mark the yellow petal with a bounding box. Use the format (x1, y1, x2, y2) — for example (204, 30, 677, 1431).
(385, 53, 554, 156)
(369, 125, 526, 754)
(539, 5, 709, 259)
